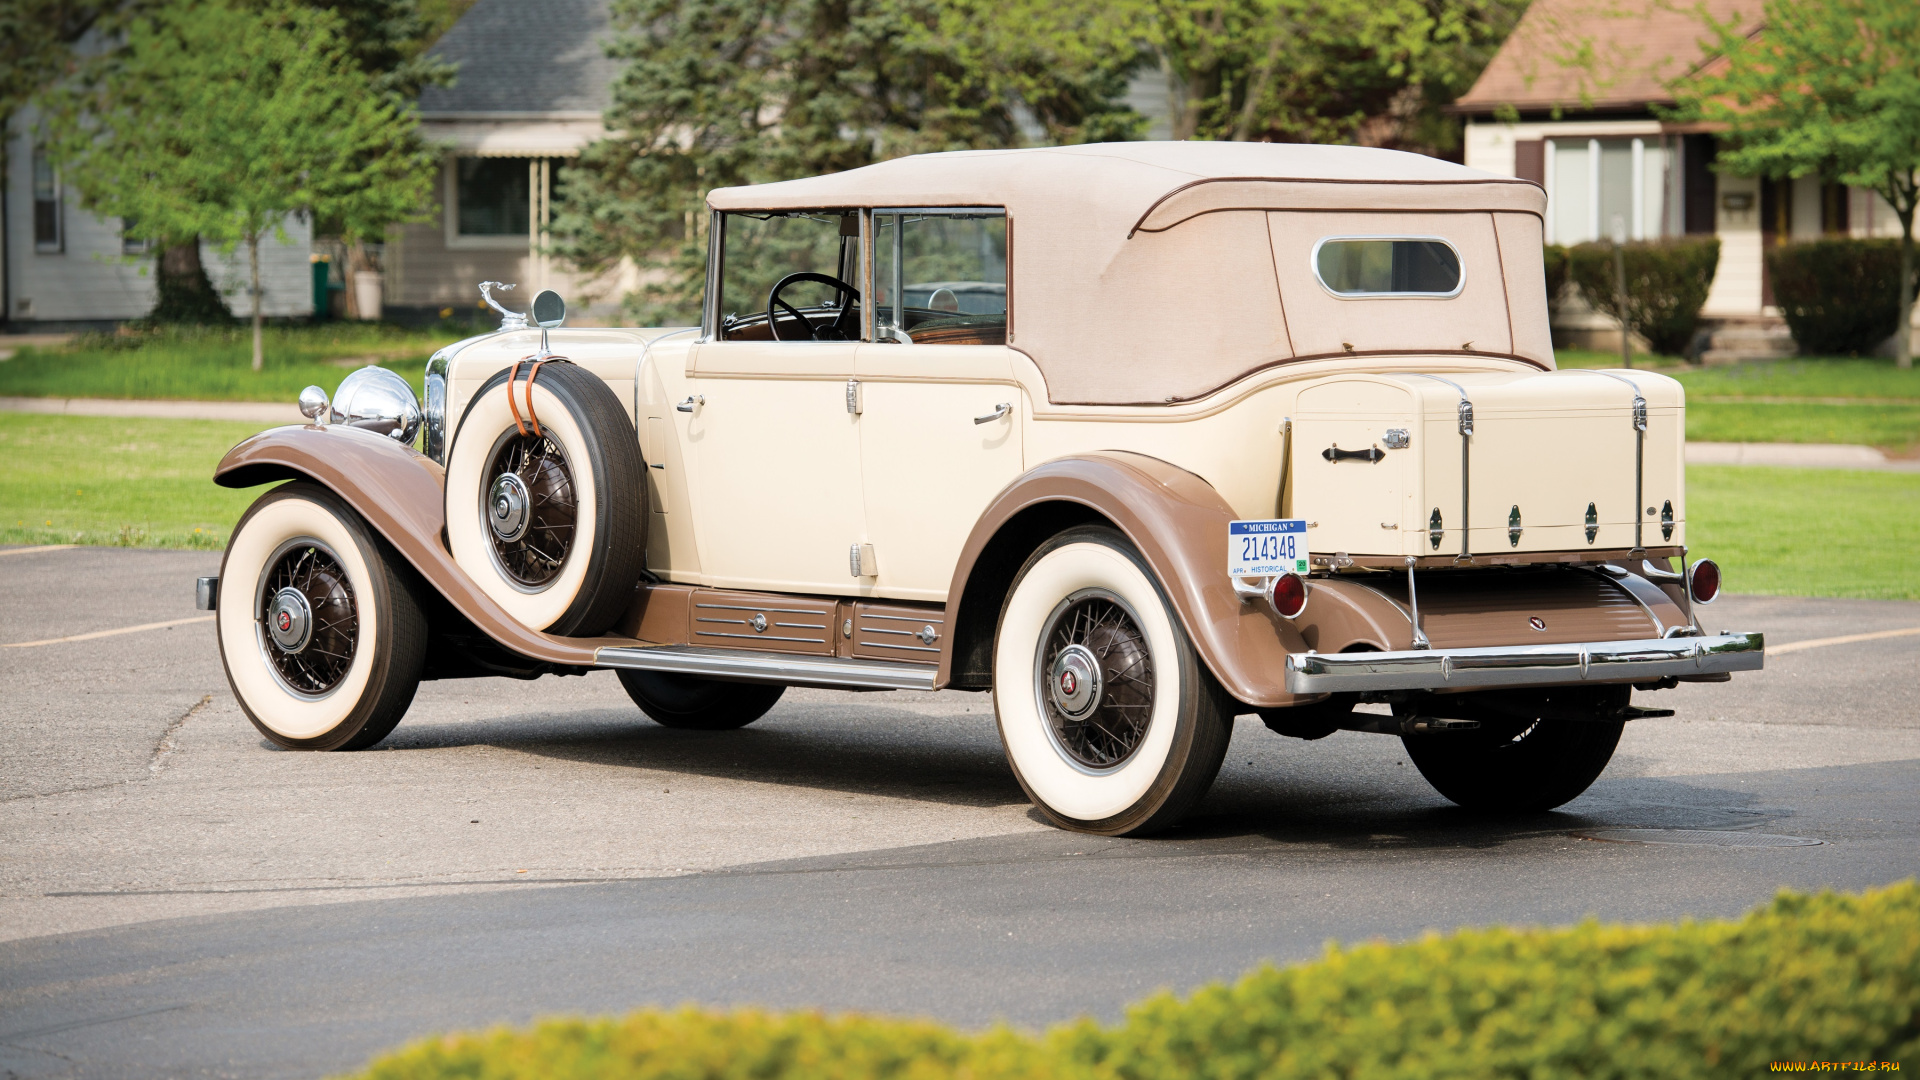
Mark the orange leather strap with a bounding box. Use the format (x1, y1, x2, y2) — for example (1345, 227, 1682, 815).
(523, 359, 548, 438)
(506, 359, 529, 436)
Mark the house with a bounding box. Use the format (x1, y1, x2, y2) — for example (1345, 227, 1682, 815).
(1, 108, 314, 331)
(1451, 0, 1916, 357)
(384, 0, 631, 322)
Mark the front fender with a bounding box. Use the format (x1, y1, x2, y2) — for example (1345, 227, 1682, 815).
(943, 451, 1387, 708)
(214, 425, 606, 666)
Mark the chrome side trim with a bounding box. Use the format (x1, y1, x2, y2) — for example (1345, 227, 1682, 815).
(1284, 631, 1763, 693)
(594, 644, 938, 690)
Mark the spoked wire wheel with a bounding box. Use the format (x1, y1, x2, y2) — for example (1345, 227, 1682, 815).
(256, 538, 359, 697)
(1035, 589, 1156, 772)
(484, 431, 577, 589)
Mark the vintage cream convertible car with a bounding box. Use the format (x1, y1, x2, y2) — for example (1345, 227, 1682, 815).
(204, 142, 1762, 835)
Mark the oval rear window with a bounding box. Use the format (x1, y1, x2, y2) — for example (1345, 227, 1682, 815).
(1314, 238, 1462, 297)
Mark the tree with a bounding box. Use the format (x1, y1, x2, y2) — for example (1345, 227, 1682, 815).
(548, 0, 1143, 324)
(1135, 0, 1526, 152)
(1667, 0, 1920, 368)
(41, 0, 437, 367)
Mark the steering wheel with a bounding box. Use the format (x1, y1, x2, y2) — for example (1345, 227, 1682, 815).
(767, 272, 861, 341)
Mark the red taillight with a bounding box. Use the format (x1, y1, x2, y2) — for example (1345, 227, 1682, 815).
(1268, 572, 1309, 619)
(1688, 559, 1721, 605)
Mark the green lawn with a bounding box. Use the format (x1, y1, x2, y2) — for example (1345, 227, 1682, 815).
(0, 415, 267, 549)
(4, 416, 1914, 599)
(1554, 353, 1920, 451)
(0, 323, 454, 402)
(1687, 465, 1919, 600)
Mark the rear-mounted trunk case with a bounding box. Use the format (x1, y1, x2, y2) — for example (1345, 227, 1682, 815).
(1288, 369, 1683, 559)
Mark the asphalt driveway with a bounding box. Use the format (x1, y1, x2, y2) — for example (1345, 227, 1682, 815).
(1, 545, 1916, 1078)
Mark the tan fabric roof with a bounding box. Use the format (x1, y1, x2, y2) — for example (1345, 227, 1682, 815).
(708, 144, 1551, 405)
(1455, 0, 1761, 114)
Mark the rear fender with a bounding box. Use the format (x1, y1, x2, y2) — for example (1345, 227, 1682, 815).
(943, 451, 1366, 708)
(214, 425, 608, 666)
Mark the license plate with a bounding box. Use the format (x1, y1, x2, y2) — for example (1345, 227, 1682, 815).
(1228, 519, 1309, 577)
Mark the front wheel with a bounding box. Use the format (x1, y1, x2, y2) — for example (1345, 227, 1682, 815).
(216, 483, 426, 750)
(1402, 716, 1623, 812)
(992, 526, 1232, 836)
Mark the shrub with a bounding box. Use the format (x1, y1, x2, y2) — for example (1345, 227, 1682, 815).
(353, 882, 1920, 1080)
(1569, 237, 1721, 357)
(1767, 238, 1904, 356)
(1542, 243, 1570, 315)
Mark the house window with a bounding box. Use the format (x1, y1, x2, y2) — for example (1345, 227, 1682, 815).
(1544, 137, 1670, 246)
(122, 217, 151, 256)
(32, 146, 62, 253)
(455, 157, 531, 237)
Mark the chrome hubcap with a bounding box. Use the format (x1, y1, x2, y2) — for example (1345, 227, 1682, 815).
(1048, 643, 1102, 720)
(267, 586, 313, 653)
(488, 472, 531, 542)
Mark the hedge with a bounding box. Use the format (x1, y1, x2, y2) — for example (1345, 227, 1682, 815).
(352, 882, 1920, 1079)
(1569, 237, 1721, 358)
(1767, 238, 1905, 356)
(1543, 244, 1571, 315)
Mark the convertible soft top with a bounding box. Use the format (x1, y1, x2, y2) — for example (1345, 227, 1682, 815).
(708, 143, 1552, 405)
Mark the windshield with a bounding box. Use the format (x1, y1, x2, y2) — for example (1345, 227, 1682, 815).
(717, 210, 860, 340)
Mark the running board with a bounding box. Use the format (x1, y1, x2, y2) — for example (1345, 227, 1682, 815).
(593, 644, 939, 691)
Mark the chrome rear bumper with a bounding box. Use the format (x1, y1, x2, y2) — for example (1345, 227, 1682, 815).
(1284, 632, 1764, 693)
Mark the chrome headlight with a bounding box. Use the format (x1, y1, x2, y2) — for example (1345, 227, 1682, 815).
(423, 351, 449, 463)
(332, 366, 422, 446)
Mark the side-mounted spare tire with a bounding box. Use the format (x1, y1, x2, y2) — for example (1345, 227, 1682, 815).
(445, 361, 646, 637)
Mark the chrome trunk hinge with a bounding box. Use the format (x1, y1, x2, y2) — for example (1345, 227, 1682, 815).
(1580, 370, 1649, 555)
(1414, 375, 1474, 562)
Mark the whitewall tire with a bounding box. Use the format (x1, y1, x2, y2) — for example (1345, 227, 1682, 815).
(445, 362, 645, 637)
(992, 526, 1232, 835)
(216, 483, 426, 750)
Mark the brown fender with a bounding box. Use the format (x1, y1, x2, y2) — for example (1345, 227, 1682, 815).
(940, 451, 1409, 708)
(214, 425, 622, 666)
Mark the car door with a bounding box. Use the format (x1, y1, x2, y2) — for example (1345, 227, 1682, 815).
(683, 210, 869, 595)
(854, 209, 1025, 603)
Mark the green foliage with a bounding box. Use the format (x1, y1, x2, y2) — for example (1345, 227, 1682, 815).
(1567, 238, 1720, 358)
(1688, 467, 1920, 600)
(1139, 0, 1526, 151)
(549, 0, 1141, 325)
(42, 0, 437, 251)
(0, 323, 443, 402)
(1666, 0, 1920, 367)
(346, 883, 1920, 1079)
(1766, 239, 1906, 357)
(0, 0, 108, 118)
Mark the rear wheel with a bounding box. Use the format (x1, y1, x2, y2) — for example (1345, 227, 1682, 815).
(216, 483, 426, 750)
(617, 670, 785, 730)
(991, 526, 1231, 835)
(1402, 714, 1623, 812)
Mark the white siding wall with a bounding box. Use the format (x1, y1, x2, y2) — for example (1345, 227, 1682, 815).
(5, 118, 312, 323)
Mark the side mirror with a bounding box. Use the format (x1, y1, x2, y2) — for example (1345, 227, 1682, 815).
(531, 290, 567, 328)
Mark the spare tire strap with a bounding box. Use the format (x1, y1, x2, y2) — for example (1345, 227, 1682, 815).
(506, 359, 529, 436)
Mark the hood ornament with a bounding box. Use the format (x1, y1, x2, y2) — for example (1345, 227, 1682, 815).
(478, 281, 527, 331)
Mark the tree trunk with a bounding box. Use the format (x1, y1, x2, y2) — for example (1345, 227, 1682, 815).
(152, 240, 230, 324)
(1897, 206, 1914, 371)
(249, 231, 263, 372)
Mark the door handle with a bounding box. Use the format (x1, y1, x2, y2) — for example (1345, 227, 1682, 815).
(973, 402, 1011, 425)
(676, 395, 704, 413)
